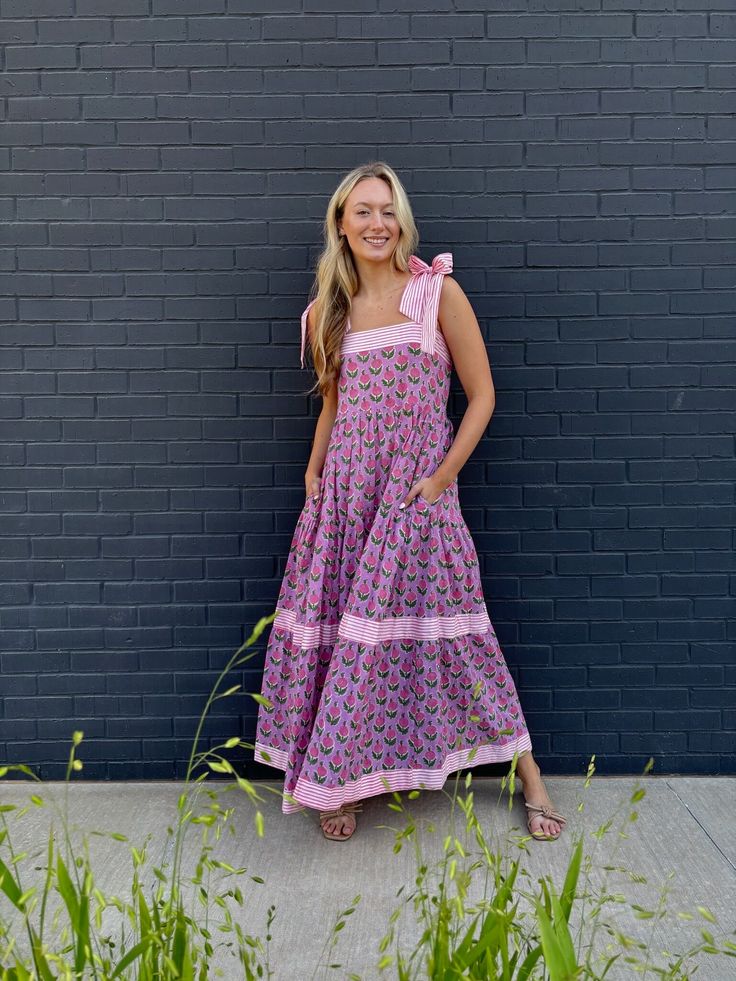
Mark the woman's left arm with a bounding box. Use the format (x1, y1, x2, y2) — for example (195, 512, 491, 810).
(433, 276, 496, 489)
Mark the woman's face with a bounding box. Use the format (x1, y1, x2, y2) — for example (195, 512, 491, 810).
(337, 177, 400, 262)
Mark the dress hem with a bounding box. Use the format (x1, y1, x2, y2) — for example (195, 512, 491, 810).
(253, 732, 532, 814)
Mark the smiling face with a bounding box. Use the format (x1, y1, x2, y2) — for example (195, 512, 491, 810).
(337, 177, 401, 262)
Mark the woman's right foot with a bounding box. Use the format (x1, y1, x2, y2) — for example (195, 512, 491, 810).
(320, 812, 356, 838)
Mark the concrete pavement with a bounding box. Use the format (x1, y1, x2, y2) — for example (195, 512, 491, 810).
(0, 774, 734, 979)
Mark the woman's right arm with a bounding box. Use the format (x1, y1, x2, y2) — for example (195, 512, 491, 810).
(303, 305, 338, 498)
(305, 377, 338, 498)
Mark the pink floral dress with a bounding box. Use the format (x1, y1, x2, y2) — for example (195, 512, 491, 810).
(254, 252, 532, 813)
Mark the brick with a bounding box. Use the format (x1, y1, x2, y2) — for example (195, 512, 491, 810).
(661, 575, 729, 596)
(134, 513, 202, 534)
(553, 733, 620, 754)
(102, 582, 171, 603)
(622, 689, 689, 710)
(554, 689, 619, 710)
(657, 620, 725, 641)
(32, 537, 98, 559)
(524, 711, 585, 732)
(101, 537, 169, 558)
(174, 580, 241, 602)
(621, 643, 689, 664)
(104, 627, 172, 648)
(139, 606, 205, 627)
(587, 711, 653, 732)
(135, 559, 203, 579)
(98, 443, 166, 464)
(63, 560, 133, 581)
(620, 733, 687, 753)
(657, 666, 724, 686)
(654, 711, 722, 731)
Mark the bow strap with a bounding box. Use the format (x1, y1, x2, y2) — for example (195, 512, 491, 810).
(399, 252, 453, 358)
(319, 801, 363, 820)
(524, 802, 567, 824)
(300, 298, 317, 368)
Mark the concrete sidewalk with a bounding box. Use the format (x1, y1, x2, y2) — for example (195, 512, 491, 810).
(0, 774, 734, 979)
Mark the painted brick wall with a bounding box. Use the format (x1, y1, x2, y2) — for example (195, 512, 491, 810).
(1, 2, 734, 779)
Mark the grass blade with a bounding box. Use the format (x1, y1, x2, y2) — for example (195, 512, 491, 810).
(560, 836, 583, 923)
(0, 857, 24, 909)
(535, 899, 570, 981)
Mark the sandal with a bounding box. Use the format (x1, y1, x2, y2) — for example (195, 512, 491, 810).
(524, 801, 567, 841)
(319, 801, 363, 841)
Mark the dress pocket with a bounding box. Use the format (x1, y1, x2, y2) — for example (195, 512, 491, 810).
(295, 493, 320, 545)
(410, 480, 463, 526)
(415, 487, 446, 508)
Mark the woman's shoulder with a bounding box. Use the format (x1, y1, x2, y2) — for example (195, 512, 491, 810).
(439, 273, 462, 297)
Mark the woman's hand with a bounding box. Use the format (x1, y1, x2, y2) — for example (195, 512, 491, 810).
(305, 472, 322, 501)
(399, 475, 449, 509)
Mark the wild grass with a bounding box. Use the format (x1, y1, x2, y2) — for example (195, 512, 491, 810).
(372, 754, 735, 979)
(0, 613, 734, 979)
(0, 613, 279, 980)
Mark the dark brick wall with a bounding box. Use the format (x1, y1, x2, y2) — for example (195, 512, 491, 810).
(1, 2, 734, 779)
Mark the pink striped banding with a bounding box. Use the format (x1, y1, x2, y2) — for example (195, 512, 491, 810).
(273, 604, 492, 649)
(274, 607, 339, 648)
(254, 729, 533, 814)
(338, 609, 491, 643)
(299, 252, 453, 367)
(342, 321, 452, 367)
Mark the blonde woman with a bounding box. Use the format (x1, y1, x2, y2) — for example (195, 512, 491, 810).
(254, 161, 566, 844)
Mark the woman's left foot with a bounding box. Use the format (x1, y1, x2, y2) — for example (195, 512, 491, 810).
(523, 801, 567, 841)
(517, 757, 566, 841)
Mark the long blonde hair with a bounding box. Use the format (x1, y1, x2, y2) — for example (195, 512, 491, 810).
(302, 161, 419, 397)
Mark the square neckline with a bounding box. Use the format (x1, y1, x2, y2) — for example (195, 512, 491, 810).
(345, 271, 416, 336)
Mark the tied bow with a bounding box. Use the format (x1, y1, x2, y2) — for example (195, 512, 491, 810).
(407, 252, 453, 277)
(400, 252, 453, 358)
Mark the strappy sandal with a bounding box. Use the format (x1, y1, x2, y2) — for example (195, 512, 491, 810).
(524, 801, 567, 841)
(319, 801, 363, 841)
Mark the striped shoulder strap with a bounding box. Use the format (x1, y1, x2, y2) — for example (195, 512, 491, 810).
(398, 252, 453, 357)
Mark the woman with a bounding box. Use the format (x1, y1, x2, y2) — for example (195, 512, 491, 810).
(254, 161, 566, 843)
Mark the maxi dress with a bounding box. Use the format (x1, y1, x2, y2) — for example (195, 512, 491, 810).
(254, 252, 532, 814)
